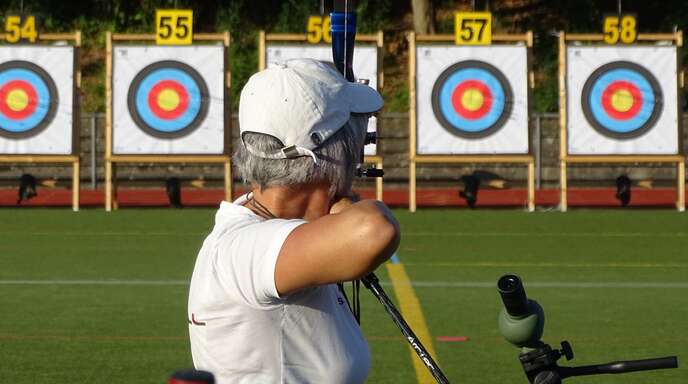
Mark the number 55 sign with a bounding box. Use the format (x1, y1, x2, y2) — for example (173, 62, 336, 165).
(455, 12, 492, 45)
(156, 9, 193, 45)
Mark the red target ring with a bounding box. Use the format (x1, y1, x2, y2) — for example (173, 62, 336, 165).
(600, 80, 642, 121)
(147, 80, 189, 120)
(0, 80, 38, 120)
(451, 80, 493, 120)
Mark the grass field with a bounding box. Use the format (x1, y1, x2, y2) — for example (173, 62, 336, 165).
(0, 208, 686, 383)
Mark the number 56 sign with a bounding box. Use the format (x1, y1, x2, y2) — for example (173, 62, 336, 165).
(156, 9, 193, 45)
(455, 12, 492, 45)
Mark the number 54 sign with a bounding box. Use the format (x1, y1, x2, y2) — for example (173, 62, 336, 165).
(156, 9, 193, 45)
(455, 12, 492, 45)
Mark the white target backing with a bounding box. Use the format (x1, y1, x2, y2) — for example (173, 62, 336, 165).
(416, 45, 529, 154)
(112, 45, 225, 154)
(566, 46, 678, 155)
(266, 44, 379, 156)
(0, 46, 74, 154)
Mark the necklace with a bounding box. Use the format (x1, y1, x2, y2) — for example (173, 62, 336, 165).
(247, 192, 277, 219)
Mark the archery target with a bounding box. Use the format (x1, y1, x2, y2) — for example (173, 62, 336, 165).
(266, 44, 379, 156)
(431, 60, 513, 139)
(567, 46, 678, 154)
(0, 61, 57, 138)
(416, 45, 529, 154)
(127, 61, 209, 139)
(113, 46, 224, 154)
(0, 47, 74, 154)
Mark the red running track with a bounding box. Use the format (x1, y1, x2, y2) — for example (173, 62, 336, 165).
(0, 187, 683, 208)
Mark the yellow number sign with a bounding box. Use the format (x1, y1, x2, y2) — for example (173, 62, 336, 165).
(306, 15, 331, 44)
(156, 9, 193, 45)
(4, 15, 37, 43)
(455, 12, 492, 45)
(603, 14, 637, 44)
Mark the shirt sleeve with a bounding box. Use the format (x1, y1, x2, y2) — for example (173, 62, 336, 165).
(216, 218, 306, 307)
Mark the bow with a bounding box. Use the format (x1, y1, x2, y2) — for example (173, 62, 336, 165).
(331, 0, 383, 178)
(329, 2, 450, 383)
(331, 0, 357, 82)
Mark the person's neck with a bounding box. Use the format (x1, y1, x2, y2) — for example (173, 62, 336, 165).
(248, 183, 331, 221)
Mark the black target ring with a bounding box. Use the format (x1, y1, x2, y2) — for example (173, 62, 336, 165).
(0, 60, 59, 139)
(431, 60, 514, 139)
(581, 61, 663, 140)
(127, 60, 210, 139)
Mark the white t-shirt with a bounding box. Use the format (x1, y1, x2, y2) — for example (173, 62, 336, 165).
(188, 196, 370, 384)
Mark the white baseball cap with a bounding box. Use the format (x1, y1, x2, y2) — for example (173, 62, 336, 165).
(238, 58, 383, 163)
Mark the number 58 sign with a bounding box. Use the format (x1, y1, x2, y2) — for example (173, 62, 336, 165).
(455, 12, 492, 45)
(156, 9, 193, 45)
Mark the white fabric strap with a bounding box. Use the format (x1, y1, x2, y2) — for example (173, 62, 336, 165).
(241, 137, 319, 164)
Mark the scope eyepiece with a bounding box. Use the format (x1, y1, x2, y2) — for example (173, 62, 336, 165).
(498, 274, 530, 317)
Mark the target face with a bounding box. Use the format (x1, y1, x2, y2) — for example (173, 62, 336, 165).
(581, 61, 662, 139)
(431, 60, 513, 139)
(127, 60, 209, 139)
(0, 60, 58, 139)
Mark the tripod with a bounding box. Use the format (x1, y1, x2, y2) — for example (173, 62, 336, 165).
(498, 274, 679, 383)
(518, 340, 677, 384)
(360, 272, 680, 383)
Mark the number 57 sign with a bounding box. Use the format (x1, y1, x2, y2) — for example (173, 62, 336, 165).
(455, 12, 492, 45)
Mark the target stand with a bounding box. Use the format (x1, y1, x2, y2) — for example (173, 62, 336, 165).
(258, 30, 385, 201)
(0, 31, 81, 211)
(105, 31, 231, 211)
(408, 31, 536, 212)
(559, 31, 685, 212)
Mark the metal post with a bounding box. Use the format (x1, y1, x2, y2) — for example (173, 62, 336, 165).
(90, 114, 96, 189)
(535, 113, 541, 189)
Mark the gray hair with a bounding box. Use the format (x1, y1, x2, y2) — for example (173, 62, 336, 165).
(234, 115, 369, 198)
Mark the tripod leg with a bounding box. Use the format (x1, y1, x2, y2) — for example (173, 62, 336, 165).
(533, 371, 561, 384)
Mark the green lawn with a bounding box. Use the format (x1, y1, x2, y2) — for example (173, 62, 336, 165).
(0, 208, 686, 383)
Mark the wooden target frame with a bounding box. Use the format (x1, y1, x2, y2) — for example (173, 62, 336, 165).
(258, 30, 385, 201)
(105, 31, 231, 211)
(558, 31, 685, 212)
(408, 31, 536, 212)
(0, 31, 81, 211)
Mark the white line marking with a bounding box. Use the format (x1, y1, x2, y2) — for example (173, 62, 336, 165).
(0, 280, 187, 286)
(0, 280, 685, 288)
(1, 232, 685, 238)
(403, 232, 688, 238)
(401, 262, 688, 268)
(405, 281, 688, 289)
(0, 232, 205, 236)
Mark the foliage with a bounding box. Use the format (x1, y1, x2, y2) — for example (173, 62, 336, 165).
(1, 0, 688, 112)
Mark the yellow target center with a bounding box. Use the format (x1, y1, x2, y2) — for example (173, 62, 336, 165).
(611, 89, 634, 112)
(461, 88, 484, 111)
(6, 89, 29, 111)
(157, 89, 181, 111)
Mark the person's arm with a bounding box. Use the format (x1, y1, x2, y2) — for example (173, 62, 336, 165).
(274, 199, 399, 296)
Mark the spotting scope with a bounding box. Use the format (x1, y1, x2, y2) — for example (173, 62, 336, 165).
(497, 274, 678, 384)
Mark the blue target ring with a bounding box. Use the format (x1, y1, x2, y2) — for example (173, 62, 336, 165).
(431, 60, 513, 139)
(581, 61, 662, 139)
(127, 61, 209, 139)
(0, 61, 58, 139)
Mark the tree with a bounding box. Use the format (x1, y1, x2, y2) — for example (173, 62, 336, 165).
(411, 0, 435, 34)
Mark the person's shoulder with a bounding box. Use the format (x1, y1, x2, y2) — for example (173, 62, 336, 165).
(217, 209, 304, 240)
(215, 200, 259, 225)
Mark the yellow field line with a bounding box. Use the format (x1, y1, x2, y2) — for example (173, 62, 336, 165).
(386, 262, 440, 384)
